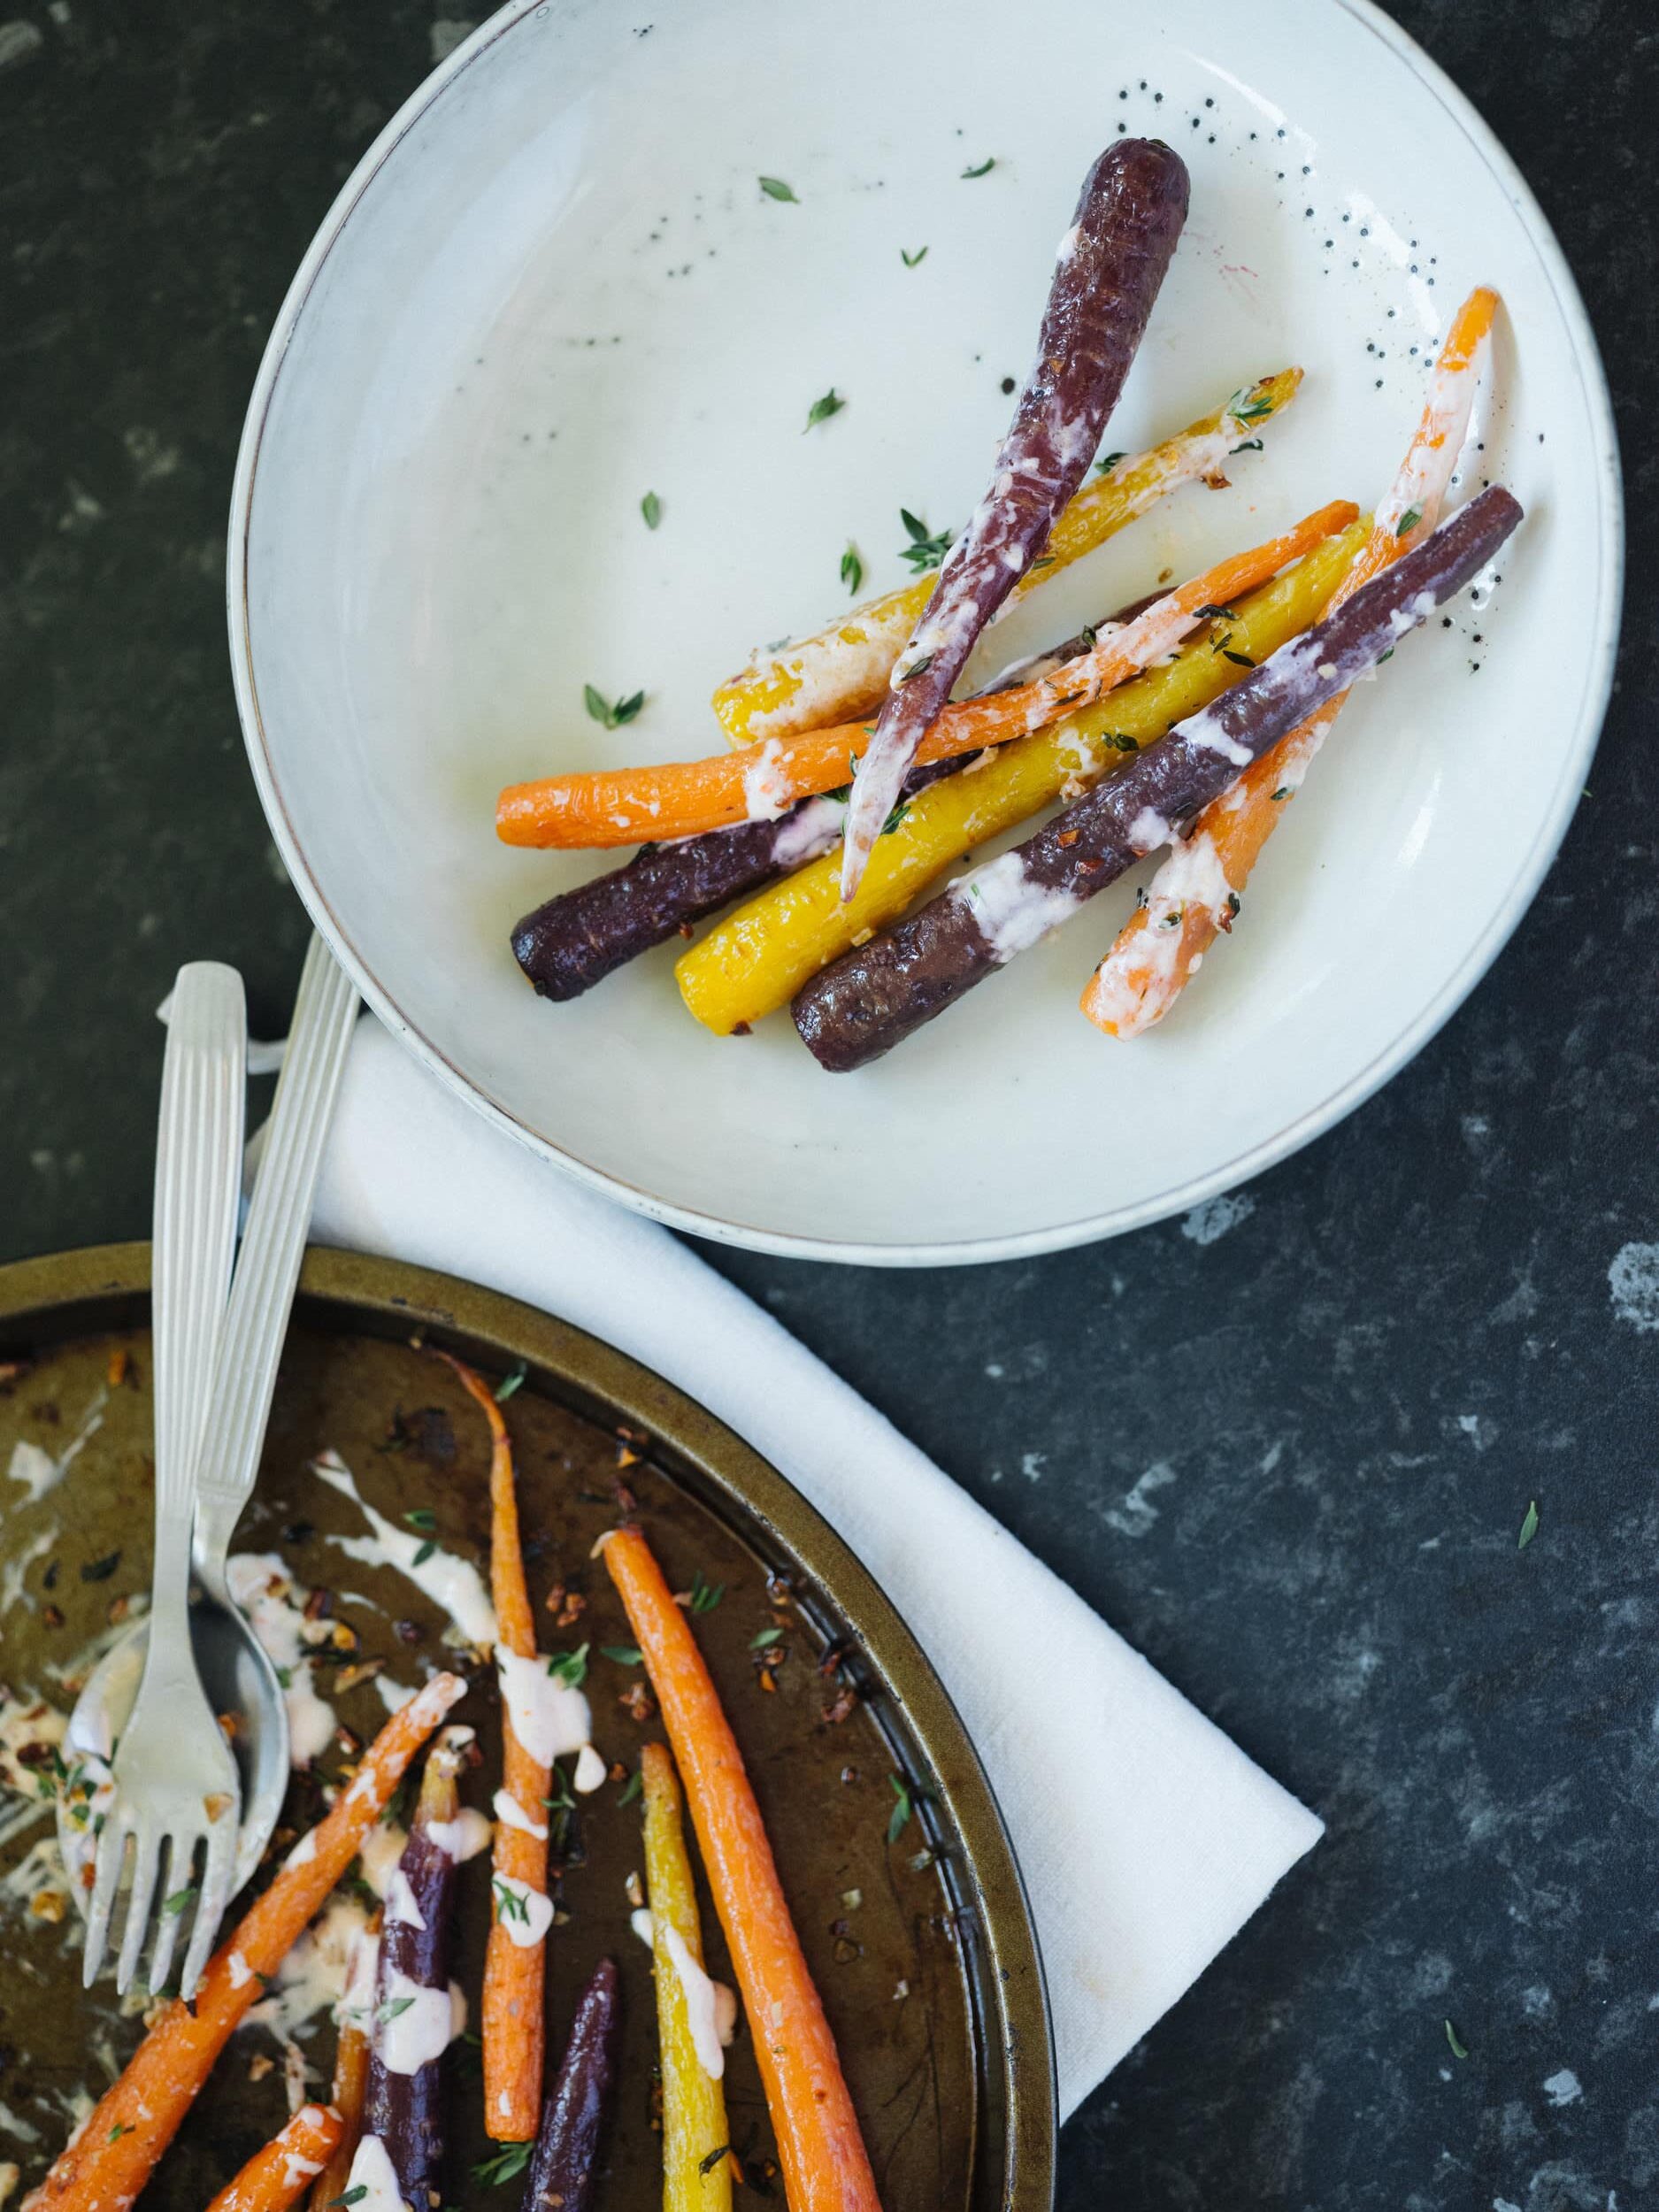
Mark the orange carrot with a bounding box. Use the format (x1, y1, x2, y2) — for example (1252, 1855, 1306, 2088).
(206, 2105, 343, 2212)
(495, 503, 1358, 850)
(1083, 288, 1499, 1038)
(307, 1909, 376, 2212)
(601, 1525, 880, 2212)
(28, 1673, 466, 2212)
(436, 1350, 549, 2146)
(306, 2020, 369, 2212)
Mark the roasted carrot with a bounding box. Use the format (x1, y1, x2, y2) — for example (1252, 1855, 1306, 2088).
(27, 1673, 466, 2212)
(641, 1742, 734, 2212)
(709, 369, 1302, 749)
(496, 503, 1357, 851)
(435, 1350, 550, 2145)
(205, 2106, 343, 2212)
(357, 1731, 472, 2211)
(601, 1527, 879, 2212)
(1083, 287, 1500, 1038)
(520, 1956, 623, 2212)
(677, 519, 1368, 1035)
(306, 2016, 369, 2212)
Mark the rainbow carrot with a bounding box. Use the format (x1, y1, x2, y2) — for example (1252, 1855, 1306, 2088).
(641, 1742, 735, 2212)
(495, 503, 1356, 850)
(1082, 287, 1499, 1038)
(436, 1350, 550, 2147)
(709, 370, 1302, 749)
(207, 2106, 343, 2212)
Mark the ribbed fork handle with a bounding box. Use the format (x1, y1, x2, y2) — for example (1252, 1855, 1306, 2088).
(192, 933, 357, 1591)
(151, 964, 248, 1614)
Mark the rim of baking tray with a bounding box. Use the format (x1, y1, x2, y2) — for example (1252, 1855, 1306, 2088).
(0, 1240, 1059, 2208)
(227, 0, 1624, 1269)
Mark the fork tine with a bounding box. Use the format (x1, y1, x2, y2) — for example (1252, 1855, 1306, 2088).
(82, 1814, 129, 1989)
(144, 1830, 196, 1995)
(181, 1815, 237, 1999)
(115, 1819, 163, 1996)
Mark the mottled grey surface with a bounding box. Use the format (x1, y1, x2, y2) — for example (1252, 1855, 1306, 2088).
(1, 4, 1655, 2208)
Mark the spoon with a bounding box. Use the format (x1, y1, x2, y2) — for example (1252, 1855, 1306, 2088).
(61, 935, 359, 1906)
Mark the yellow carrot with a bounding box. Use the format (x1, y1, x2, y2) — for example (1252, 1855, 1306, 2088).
(496, 501, 1355, 850)
(709, 370, 1302, 749)
(642, 1742, 734, 2212)
(1082, 289, 1499, 1038)
(677, 518, 1369, 1034)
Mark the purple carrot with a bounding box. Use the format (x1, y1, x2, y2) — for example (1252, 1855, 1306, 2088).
(510, 623, 1120, 1002)
(795, 485, 1523, 1071)
(518, 1957, 622, 2212)
(838, 137, 1189, 901)
(349, 1729, 472, 2211)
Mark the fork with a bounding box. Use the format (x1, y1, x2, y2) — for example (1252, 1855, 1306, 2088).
(84, 963, 247, 1999)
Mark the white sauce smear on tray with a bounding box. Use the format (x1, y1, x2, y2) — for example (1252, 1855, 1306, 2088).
(310, 1449, 497, 1649)
(227, 1553, 338, 1767)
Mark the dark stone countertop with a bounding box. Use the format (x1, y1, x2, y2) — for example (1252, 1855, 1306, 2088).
(1, 6, 1654, 2207)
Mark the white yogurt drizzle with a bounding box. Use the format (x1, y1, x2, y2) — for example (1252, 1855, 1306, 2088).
(248, 1897, 377, 2044)
(384, 1868, 426, 1930)
(226, 1552, 338, 1767)
(659, 1920, 726, 2079)
(953, 849, 1080, 964)
(741, 738, 794, 822)
(492, 1873, 555, 1949)
(311, 1449, 497, 1650)
(376, 1970, 460, 2075)
(495, 1647, 593, 1770)
(5, 1388, 106, 1507)
(770, 795, 847, 870)
(493, 1788, 549, 1839)
(426, 1807, 492, 1865)
(342, 2131, 405, 2212)
(0, 1525, 57, 1618)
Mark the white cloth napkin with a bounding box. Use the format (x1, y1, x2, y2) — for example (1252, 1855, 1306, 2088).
(307, 1016, 1320, 2120)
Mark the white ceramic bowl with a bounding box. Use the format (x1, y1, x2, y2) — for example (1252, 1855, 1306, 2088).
(231, 0, 1621, 1264)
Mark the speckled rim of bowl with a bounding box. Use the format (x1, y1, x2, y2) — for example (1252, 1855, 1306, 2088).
(225, 0, 1624, 1270)
(0, 1240, 1059, 2210)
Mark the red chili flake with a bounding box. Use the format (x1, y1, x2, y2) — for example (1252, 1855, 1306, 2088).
(840, 1765, 859, 1785)
(818, 1640, 851, 1678)
(1057, 829, 1079, 848)
(820, 1684, 860, 1726)
(303, 1587, 334, 1623)
(106, 1348, 129, 1388)
(678, 922, 695, 940)
(619, 1681, 657, 1724)
(757, 1668, 777, 1694)
(41, 1603, 64, 1630)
